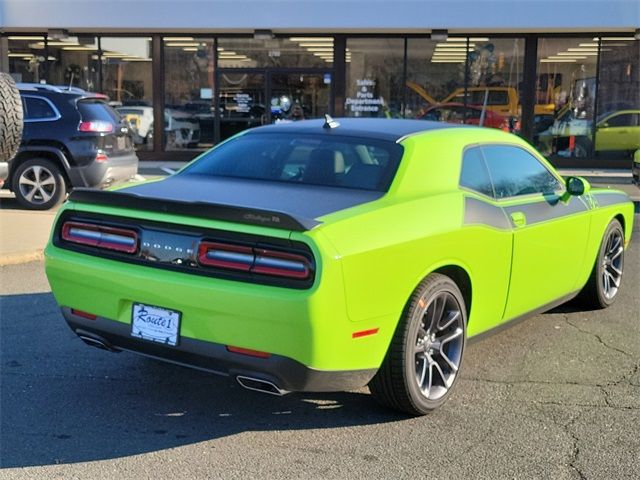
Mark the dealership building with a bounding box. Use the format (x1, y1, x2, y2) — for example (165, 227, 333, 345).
(1, 0, 639, 166)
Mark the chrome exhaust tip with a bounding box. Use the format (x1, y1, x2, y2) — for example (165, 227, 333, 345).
(236, 375, 289, 396)
(78, 335, 114, 351)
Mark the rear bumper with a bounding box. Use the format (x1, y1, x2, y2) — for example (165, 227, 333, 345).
(62, 307, 375, 392)
(68, 152, 139, 188)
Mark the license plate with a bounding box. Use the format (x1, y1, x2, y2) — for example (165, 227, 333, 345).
(131, 303, 180, 346)
(117, 136, 126, 150)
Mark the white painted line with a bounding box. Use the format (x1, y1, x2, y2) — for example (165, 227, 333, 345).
(161, 167, 177, 175)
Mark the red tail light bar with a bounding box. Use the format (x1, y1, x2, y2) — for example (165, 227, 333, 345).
(61, 221, 138, 254)
(78, 121, 114, 133)
(199, 241, 312, 280)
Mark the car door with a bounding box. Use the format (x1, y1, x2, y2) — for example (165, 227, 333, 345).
(481, 145, 592, 320)
(595, 112, 640, 152)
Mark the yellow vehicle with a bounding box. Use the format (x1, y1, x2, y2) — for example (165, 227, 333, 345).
(594, 110, 640, 153)
(406, 83, 555, 119)
(442, 87, 555, 117)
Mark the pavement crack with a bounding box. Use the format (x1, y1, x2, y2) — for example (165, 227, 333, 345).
(564, 317, 633, 358)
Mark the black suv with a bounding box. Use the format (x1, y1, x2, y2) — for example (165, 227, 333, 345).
(8, 84, 138, 209)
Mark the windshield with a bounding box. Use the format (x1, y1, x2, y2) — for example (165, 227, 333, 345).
(181, 132, 404, 192)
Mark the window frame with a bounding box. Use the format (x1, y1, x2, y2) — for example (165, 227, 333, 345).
(458, 144, 496, 199)
(22, 95, 62, 123)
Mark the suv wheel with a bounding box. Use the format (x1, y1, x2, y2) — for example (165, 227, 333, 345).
(12, 158, 67, 210)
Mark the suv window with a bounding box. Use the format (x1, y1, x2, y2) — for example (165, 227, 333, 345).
(77, 99, 120, 124)
(23, 96, 58, 121)
(460, 147, 494, 197)
(482, 145, 563, 199)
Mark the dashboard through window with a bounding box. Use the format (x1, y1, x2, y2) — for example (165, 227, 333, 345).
(182, 133, 404, 192)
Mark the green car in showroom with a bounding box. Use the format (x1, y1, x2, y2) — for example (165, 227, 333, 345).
(45, 118, 634, 415)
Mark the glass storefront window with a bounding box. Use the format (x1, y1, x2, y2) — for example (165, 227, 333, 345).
(461, 38, 523, 133)
(219, 71, 265, 141)
(45, 36, 100, 91)
(164, 37, 215, 150)
(595, 37, 640, 161)
(534, 38, 598, 159)
(345, 38, 404, 118)
(7, 35, 48, 83)
(100, 38, 153, 150)
(405, 38, 467, 121)
(218, 37, 332, 68)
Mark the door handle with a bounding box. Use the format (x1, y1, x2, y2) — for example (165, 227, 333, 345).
(617, 130, 629, 134)
(510, 211, 527, 228)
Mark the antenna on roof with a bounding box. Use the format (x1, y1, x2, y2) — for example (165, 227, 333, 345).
(323, 114, 340, 129)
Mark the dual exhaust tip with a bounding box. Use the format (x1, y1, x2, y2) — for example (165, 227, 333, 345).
(78, 333, 288, 397)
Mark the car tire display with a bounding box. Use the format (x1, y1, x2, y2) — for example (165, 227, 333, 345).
(12, 157, 67, 210)
(579, 219, 625, 309)
(369, 273, 467, 415)
(0, 72, 24, 163)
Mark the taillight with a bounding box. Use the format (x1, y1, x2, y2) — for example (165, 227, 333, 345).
(95, 151, 109, 162)
(198, 242, 253, 271)
(61, 221, 138, 254)
(78, 121, 114, 133)
(198, 241, 312, 280)
(252, 249, 311, 279)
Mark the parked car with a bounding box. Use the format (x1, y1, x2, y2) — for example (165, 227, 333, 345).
(9, 84, 138, 209)
(115, 106, 201, 149)
(419, 102, 513, 131)
(538, 109, 640, 158)
(45, 118, 634, 415)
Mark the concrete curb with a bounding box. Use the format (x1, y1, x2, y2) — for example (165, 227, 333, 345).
(0, 250, 44, 267)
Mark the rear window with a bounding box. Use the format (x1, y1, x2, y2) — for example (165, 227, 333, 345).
(182, 132, 404, 191)
(77, 99, 120, 124)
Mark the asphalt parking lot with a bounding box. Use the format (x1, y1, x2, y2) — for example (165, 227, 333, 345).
(0, 218, 638, 479)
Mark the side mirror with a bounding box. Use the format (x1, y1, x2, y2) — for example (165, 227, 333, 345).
(599, 122, 609, 129)
(566, 176, 591, 196)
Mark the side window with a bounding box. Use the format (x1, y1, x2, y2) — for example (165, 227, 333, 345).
(23, 97, 58, 121)
(605, 114, 634, 128)
(460, 147, 494, 197)
(482, 145, 563, 199)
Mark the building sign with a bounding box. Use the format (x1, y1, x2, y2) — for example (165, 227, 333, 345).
(234, 93, 251, 113)
(345, 79, 384, 113)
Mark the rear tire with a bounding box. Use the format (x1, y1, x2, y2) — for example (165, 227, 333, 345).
(579, 219, 625, 309)
(369, 273, 467, 415)
(12, 157, 67, 210)
(0, 72, 24, 163)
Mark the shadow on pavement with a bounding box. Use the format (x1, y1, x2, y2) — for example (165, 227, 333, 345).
(0, 292, 406, 468)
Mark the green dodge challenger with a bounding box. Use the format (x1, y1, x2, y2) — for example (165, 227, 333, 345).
(44, 117, 634, 415)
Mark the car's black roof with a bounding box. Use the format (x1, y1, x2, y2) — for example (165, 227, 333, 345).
(250, 117, 461, 142)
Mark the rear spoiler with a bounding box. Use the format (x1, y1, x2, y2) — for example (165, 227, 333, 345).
(68, 188, 319, 231)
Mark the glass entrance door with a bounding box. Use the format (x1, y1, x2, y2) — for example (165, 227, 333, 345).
(216, 69, 332, 142)
(268, 71, 332, 123)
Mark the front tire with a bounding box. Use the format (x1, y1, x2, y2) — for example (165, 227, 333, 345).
(579, 219, 625, 309)
(369, 273, 467, 415)
(12, 158, 67, 210)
